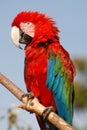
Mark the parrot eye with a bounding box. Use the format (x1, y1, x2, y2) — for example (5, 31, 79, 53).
(27, 22, 30, 25)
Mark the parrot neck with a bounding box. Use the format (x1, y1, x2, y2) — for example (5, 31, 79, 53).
(24, 35, 59, 49)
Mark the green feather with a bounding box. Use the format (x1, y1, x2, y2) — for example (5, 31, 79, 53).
(54, 56, 62, 75)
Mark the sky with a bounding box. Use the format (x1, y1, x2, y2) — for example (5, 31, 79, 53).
(0, 0, 87, 130)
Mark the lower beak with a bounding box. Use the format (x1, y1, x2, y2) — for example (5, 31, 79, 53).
(19, 33, 33, 45)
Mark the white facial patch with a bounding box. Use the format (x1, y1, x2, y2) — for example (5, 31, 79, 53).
(20, 22, 35, 38)
(11, 26, 21, 48)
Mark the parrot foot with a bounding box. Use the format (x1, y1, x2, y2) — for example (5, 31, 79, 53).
(42, 106, 55, 120)
(20, 92, 34, 101)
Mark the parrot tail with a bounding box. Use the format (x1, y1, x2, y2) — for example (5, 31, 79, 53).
(36, 114, 58, 130)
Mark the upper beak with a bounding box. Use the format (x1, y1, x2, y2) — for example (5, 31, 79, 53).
(11, 26, 22, 49)
(11, 26, 33, 49)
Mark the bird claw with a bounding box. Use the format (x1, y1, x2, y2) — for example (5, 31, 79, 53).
(42, 106, 55, 120)
(21, 92, 34, 101)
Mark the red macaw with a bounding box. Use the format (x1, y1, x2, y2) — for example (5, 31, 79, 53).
(11, 11, 76, 130)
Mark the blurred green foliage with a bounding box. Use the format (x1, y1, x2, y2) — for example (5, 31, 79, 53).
(74, 58, 86, 72)
(74, 58, 87, 109)
(74, 58, 87, 73)
(74, 82, 87, 108)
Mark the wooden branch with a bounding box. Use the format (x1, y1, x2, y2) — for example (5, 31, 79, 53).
(0, 72, 75, 130)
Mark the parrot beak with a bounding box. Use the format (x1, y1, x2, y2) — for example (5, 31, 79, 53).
(11, 26, 33, 49)
(11, 26, 22, 49)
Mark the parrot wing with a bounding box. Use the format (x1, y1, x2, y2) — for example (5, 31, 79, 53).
(46, 52, 74, 125)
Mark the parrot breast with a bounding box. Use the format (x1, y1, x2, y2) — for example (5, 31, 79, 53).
(24, 44, 57, 110)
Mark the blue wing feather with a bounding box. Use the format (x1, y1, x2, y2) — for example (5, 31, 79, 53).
(46, 55, 73, 125)
(46, 59, 55, 89)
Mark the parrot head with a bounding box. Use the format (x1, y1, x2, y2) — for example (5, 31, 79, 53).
(11, 11, 59, 48)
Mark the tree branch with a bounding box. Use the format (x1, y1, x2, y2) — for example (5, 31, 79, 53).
(0, 72, 75, 130)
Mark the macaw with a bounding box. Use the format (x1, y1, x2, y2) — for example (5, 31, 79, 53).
(11, 11, 76, 130)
